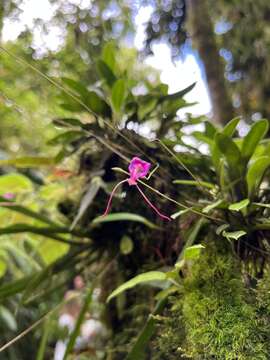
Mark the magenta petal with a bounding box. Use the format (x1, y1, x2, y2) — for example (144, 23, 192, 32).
(128, 157, 151, 183)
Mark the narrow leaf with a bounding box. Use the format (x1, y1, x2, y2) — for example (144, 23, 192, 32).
(228, 199, 250, 211)
(107, 271, 166, 302)
(92, 213, 158, 229)
(242, 119, 269, 162)
(111, 79, 126, 113)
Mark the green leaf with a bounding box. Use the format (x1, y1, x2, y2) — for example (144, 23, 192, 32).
(111, 79, 126, 113)
(161, 83, 196, 101)
(0, 306, 17, 331)
(47, 130, 84, 146)
(247, 156, 270, 196)
(0, 260, 7, 278)
(53, 118, 83, 128)
(86, 91, 111, 117)
(228, 199, 250, 211)
(92, 213, 159, 229)
(37, 317, 51, 360)
(107, 271, 166, 302)
(0, 199, 60, 226)
(215, 133, 242, 170)
(173, 179, 215, 189)
(0, 157, 55, 168)
(125, 297, 168, 360)
(222, 230, 246, 241)
(0, 173, 33, 194)
(120, 235, 134, 255)
(97, 59, 116, 87)
(202, 199, 223, 213)
(183, 244, 205, 260)
(38, 240, 69, 264)
(0, 275, 34, 300)
(64, 286, 93, 360)
(216, 223, 229, 235)
(102, 42, 116, 72)
(61, 77, 89, 98)
(138, 96, 157, 120)
(242, 119, 269, 162)
(222, 117, 240, 136)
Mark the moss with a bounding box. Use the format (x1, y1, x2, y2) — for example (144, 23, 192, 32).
(153, 242, 270, 360)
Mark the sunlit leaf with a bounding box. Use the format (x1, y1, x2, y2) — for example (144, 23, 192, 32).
(242, 119, 269, 163)
(111, 79, 126, 113)
(183, 244, 205, 260)
(222, 230, 246, 241)
(92, 213, 159, 229)
(107, 271, 166, 302)
(0, 173, 33, 194)
(228, 199, 250, 211)
(247, 156, 270, 196)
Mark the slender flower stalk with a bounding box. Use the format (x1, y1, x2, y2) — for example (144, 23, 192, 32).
(135, 184, 171, 221)
(102, 157, 171, 221)
(102, 179, 128, 217)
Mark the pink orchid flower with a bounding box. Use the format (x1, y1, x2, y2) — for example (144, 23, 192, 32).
(102, 157, 171, 221)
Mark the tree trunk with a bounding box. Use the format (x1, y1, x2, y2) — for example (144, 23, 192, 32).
(187, 0, 234, 125)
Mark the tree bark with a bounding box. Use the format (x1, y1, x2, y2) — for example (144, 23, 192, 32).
(187, 0, 234, 125)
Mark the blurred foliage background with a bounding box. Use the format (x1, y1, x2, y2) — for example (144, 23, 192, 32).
(0, 1, 270, 359)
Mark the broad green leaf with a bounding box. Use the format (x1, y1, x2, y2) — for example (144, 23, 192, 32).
(247, 156, 270, 196)
(97, 59, 116, 87)
(177, 218, 206, 262)
(38, 240, 69, 264)
(92, 213, 159, 229)
(0, 173, 33, 194)
(183, 244, 205, 260)
(205, 121, 217, 138)
(0, 275, 34, 300)
(173, 179, 215, 189)
(107, 271, 166, 302)
(222, 230, 246, 241)
(215, 133, 242, 170)
(111, 79, 126, 113)
(138, 97, 157, 120)
(102, 42, 116, 72)
(120, 235, 133, 255)
(228, 199, 250, 211)
(61, 77, 89, 98)
(222, 117, 240, 136)
(47, 130, 84, 146)
(242, 119, 269, 162)
(0, 306, 17, 331)
(86, 91, 111, 117)
(0, 157, 55, 168)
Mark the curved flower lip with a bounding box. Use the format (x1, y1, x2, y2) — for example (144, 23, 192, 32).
(128, 157, 151, 185)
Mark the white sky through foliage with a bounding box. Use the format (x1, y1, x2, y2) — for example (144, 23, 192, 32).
(2, 0, 211, 116)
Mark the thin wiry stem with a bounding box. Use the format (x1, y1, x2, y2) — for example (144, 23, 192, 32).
(102, 179, 128, 216)
(136, 184, 171, 221)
